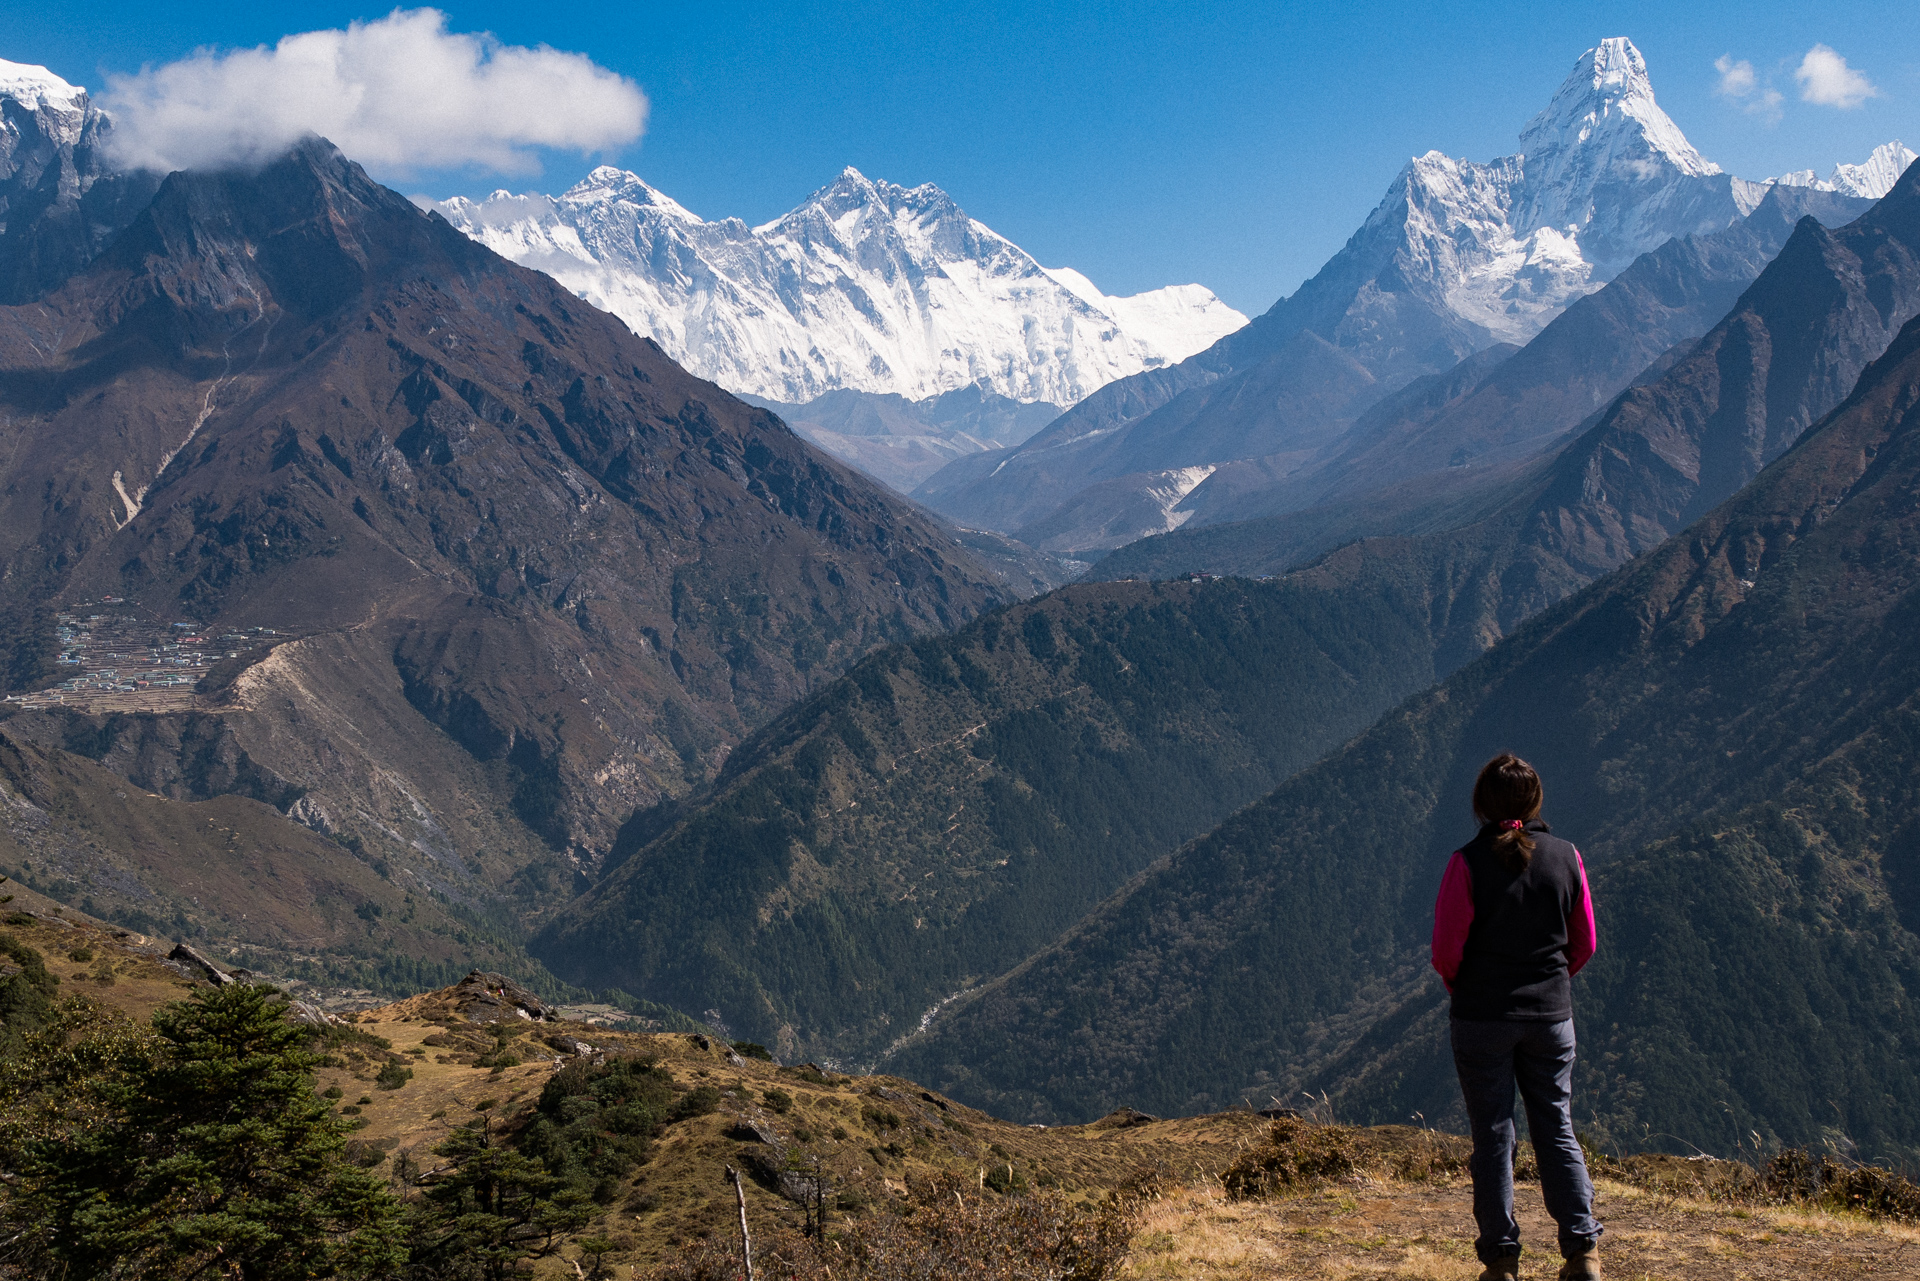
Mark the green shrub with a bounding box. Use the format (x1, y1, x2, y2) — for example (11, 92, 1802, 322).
(520, 1054, 680, 1202)
(0, 933, 57, 1052)
(374, 1062, 413, 1090)
(67, 947, 93, 963)
(983, 1162, 1028, 1195)
(763, 1088, 793, 1114)
(783, 1063, 832, 1085)
(732, 1040, 773, 1061)
(667, 1084, 721, 1123)
(311, 1023, 392, 1053)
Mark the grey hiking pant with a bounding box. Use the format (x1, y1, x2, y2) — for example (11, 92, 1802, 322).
(1450, 1017, 1602, 1263)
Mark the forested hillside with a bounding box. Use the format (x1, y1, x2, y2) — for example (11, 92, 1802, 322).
(893, 312, 1920, 1165)
(535, 575, 1461, 1063)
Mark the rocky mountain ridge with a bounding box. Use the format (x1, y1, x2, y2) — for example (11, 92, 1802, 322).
(1090, 179, 1884, 568)
(0, 136, 1016, 987)
(0, 58, 158, 303)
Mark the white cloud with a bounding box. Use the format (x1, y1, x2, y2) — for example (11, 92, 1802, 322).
(1714, 55, 1756, 98)
(100, 9, 647, 176)
(1713, 53, 1784, 123)
(1795, 44, 1876, 109)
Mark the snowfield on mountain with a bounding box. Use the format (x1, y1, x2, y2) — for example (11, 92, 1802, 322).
(430, 166, 1247, 406)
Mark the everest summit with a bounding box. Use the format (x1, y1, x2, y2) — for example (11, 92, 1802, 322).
(429, 168, 1246, 407)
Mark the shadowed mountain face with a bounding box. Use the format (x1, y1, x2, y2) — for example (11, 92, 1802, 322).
(1100, 165, 1920, 652)
(531, 574, 1464, 1063)
(891, 310, 1920, 1164)
(1167, 185, 1877, 537)
(0, 67, 159, 304)
(0, 139, 1013, 963)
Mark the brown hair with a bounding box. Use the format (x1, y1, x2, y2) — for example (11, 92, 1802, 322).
(1473, 753, 1543, 872)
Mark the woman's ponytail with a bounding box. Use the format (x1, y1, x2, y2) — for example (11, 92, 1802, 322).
(1473, 753, 1542, 873)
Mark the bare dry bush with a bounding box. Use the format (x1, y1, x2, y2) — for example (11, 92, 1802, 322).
(1223, 1118, 1919, 1227)
(1221, 1118, 1466, 1199)
(1590, 1147, 1920, 1223)
(641, 1172, 1142, 1281)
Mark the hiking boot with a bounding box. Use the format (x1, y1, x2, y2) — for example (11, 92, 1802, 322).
(1558, 1248, 1601, 1280)
(1477, 1256, 1520, 1281)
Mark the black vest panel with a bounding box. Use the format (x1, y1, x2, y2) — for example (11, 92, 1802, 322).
(1451, 819, 1583, 1022)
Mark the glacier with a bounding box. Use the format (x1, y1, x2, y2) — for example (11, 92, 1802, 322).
(429, 167, 1247, 407)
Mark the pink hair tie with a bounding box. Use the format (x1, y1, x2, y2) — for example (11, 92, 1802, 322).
(1503, 820, 1524, 831)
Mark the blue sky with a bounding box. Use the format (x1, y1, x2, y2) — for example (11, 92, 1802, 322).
(8, 0, 1916, 313)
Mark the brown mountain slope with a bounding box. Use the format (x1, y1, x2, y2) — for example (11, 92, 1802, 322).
(0, 728, 542, 988)
(0, 139, 1011, 968)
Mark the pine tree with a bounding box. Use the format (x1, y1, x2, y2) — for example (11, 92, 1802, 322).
(27, 983, 405, 1279)
(407, 1107, 592, 1280)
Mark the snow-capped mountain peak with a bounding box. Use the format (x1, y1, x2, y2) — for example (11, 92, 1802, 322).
(0, 58, 86, 115)
(1769, 141, 1917, 201)
(433, 169, 1247, 405)
(1350, 37, 1767, 355)
(1518, 37, 1719, 182)
(566, 165, 701, 220)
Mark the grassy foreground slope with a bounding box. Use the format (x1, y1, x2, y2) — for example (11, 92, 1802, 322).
(894, 313, 1920, 1164)
(5, 912, 1915, 1279)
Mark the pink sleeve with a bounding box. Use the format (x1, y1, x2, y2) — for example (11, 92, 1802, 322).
(1430, 851, 1473, 990)
(1566, 850, 1597, 976)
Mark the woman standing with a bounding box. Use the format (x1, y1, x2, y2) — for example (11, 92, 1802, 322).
(1431, 753, 1602, 1280)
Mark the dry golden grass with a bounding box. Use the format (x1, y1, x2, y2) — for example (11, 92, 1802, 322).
(1114, 1172, 1919, 1281)
(0, 901, 201, 1024)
